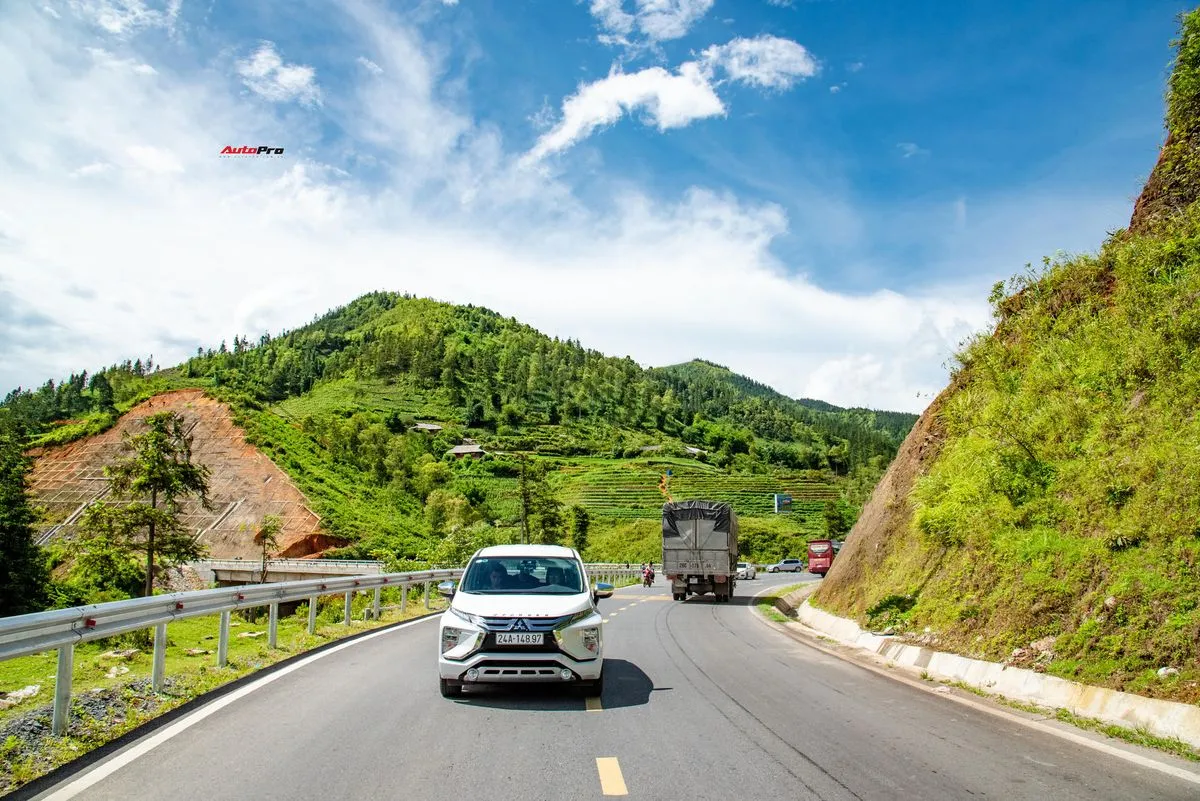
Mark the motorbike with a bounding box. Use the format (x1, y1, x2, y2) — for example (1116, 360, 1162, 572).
(643, 570, 654, 587)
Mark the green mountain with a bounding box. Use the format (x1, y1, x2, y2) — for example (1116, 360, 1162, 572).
(815, 9, 1200, 705)
(4, 292, 915, 568)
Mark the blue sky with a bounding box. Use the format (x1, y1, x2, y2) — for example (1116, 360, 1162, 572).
(0, 0, 1190, 412)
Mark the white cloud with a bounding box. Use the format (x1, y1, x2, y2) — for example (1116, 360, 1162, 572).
(635, 0, 714, 41)
(590, 0, 635, 36)
(70, 0, 181, 35)
(589, 0, 714, 45)
(527, 35, 816, 162)
(441, 0, 460, 5)
(125, 144, 183, 173)
(0, 0, 1001, 414)
(70, 162, 113, 177)
(700, 35, 818, 89)
(829, 83, 844, 94)
(236, 42, 321, 106)
(356, 56, 383, 75)
(43, 5, 61, 18)
(525, 62, 724, 162)
(897, 142, 929, 158)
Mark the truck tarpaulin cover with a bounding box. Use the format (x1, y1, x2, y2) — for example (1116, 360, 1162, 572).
(662, 500, 736, 537)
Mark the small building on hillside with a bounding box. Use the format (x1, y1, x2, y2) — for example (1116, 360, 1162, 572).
(446, 442, 486, 459)
(410, 422, 444, 433)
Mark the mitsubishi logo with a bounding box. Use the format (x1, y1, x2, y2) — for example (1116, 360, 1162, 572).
(511, 619, 529, 632)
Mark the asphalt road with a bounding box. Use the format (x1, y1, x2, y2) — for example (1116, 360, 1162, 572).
(23, 575, 1200, 800)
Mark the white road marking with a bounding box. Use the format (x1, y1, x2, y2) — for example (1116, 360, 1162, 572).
(38, 615, 441, 801)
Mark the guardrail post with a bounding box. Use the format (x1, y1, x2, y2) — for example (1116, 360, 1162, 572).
(373, 588, 381, 620)
(152, 622, 167, 693)
(400, 584, 408, 614)
(307, 596, 318, 634)
(344, 591, 353, 625)
(423, 581, 430, 609)
(52, 644, 73, 736)
(268, 603, 279, 649)
(218, 610, 230, 667)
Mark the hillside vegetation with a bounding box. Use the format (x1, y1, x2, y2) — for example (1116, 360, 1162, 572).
(3, 293, 915, 581)
(815, 9, 1200, 704)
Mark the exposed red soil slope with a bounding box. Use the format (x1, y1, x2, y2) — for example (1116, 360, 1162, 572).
(26, 389, 337, 559)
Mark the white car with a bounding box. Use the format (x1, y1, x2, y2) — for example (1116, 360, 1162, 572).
(437, 544, 613, 699)
(736, 562, 757, 580)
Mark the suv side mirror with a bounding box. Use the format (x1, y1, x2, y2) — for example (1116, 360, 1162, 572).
(593, 582, 614, 603)
(437, 580, 456, 599)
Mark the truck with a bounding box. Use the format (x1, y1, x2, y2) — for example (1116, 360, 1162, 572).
(661, 500, 739, 602)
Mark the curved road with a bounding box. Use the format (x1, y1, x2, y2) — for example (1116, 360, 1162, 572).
(23, 576, 1200, 800)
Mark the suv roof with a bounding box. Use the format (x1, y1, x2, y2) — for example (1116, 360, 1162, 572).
(474, 544, 578, 559)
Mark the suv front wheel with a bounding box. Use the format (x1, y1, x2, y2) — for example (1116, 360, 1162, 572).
(440, 678, 463, 698)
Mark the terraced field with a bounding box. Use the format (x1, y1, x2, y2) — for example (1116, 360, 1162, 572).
(551, 460, 839, 519)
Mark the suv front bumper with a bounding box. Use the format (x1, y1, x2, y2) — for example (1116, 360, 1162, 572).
(439, 650, 603, 683)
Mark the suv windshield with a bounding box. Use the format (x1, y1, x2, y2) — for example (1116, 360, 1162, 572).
(460, 556, 585, 595)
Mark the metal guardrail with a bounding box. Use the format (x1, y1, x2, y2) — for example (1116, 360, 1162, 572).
(0, 563, 640, 736)
(194, 558, 388, 576)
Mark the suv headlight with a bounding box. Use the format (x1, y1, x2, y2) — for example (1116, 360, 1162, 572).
(451, 607, 483, 626)
(442, 626, 470, 654)
(557, 609, 596, 629)
(580, 627, 600, 655)
(441, 625, 483, 659)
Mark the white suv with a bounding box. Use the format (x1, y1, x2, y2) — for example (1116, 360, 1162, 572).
(436, 544, 613, 698)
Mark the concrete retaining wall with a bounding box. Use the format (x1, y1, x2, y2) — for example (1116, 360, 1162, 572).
(794, 599, 1200, 750)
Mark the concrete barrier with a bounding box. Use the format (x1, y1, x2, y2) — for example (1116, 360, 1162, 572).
(793, 599, 1200, 750)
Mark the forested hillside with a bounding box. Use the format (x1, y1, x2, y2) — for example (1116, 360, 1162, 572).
(3, 292, 915, 576)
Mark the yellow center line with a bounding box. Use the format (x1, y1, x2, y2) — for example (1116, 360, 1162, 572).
(596, 757, 628, 796)
(586, 696, 603, 712)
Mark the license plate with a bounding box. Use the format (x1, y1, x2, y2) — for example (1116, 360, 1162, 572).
(689, 577, 699, 583)
(496, 632, 544, 646)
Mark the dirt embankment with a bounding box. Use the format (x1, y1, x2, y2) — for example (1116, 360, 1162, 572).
(27, 389, 339, 560)
(813, 382, 955, 616)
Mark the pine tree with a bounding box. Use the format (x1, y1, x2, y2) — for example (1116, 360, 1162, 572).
(103, 411, 212, 596)
(0, 417, 50, 616)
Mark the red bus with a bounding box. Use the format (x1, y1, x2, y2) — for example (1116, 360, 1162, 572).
(807, 539, 835, 576)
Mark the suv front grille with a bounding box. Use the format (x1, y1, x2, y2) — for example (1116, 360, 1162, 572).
(477, 615, 573, 632)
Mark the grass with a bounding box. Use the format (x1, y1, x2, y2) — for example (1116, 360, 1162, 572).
(0, 590, 449, 791)
(753, 583, 808, 624)
(275, 376, 458, 422)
